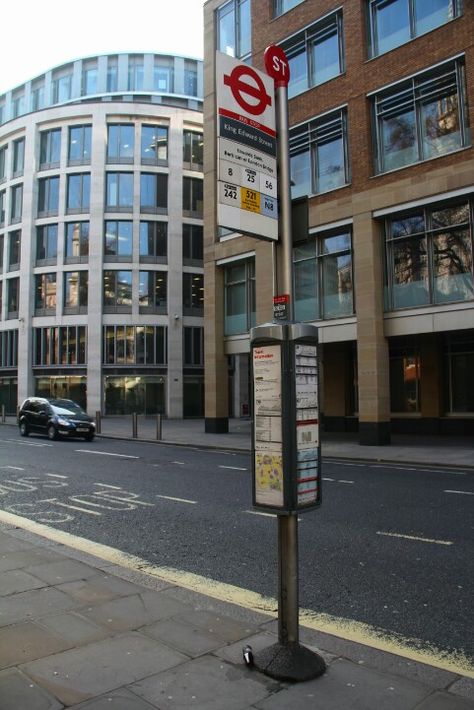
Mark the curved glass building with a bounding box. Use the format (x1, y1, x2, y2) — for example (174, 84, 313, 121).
(0, 52, 204, 417)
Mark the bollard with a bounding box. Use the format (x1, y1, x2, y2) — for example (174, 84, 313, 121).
(156, 413, 162, 440)
(95, 411, 101, 434)
(1, 404, 5, 423)
(132, 412, 138, 438)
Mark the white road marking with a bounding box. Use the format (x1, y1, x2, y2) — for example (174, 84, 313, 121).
(46, 474, 68, 479)
(0, 466, 25, 470)
(322, 477, 335, 482)
(41, 498, 102, 516)
(444, 489, 474, 496)
(156, 494, 197, 504)
(94, 483, 122, 489)
(219, 465, 247, 471)
(244, 510, 275, 518)
(339, 480, 354, 484)
(322, 477, 354, 484)
(172, 461, 186, 465)
(75, 450, 139, 459)
(377, 531, 453, 546)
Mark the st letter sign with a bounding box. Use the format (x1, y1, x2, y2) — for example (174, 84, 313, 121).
(216, 52, 278, 242)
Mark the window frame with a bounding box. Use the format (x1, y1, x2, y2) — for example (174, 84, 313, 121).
(140, 173, 168, 214)
(66, 173, 90, 214)
(138, 270, 168, 313)
(104, 220, 133, 261)
(34, 272, 57, 315)
(103, 269, 133, 312)
(217, 0, 252, 60)
(68, 125, 92, 165)
(224, 259, 255, 335)
(65, 221, 89, 263)
(139, 221, 168, 262)
(40, 129, 61, 170)
(106, 172, 134, 212)
(107, 124, 135, 164)
(64, 270, 88, 313)
(36, 224, 58, 265)
(38, 176, 60, 217)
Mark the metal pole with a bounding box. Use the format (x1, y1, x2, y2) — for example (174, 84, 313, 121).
(156, 413, 162, 440)
(1, 404, 5, 423)
(132, 412, 138, 438)
(95, 411, 101, 434)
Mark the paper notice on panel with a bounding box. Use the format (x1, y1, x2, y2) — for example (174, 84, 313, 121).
(253, 345, 281, 416)
(255, 451, 284, 507)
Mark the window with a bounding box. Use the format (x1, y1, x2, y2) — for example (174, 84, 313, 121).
(445, 333, 474, 414)
(183, 273, 204, 314)
(217, 0, 251, 59)
(35, 273, 56, 313)
(12, 94, 25, 118)
(38, 176, 59, 216)
(389, 342, 421, 412)
(34, 326, 86, 366)
(184, 62, 198, 96)
(384, 200, 474, 309)
(140, 173, 168, 213)
(64, 271, 88, 312)
(52, 73, 72, 104)
(106, 172, 133, 211)
(107, 59, 118, 92)
(40, 129, 61, 169)
(8, 230, 21, 270)
(369, 0, 462, 58)
(153, 61, 174, 92)
(0, 234, 3, 271)
(66, 173, 90, 212)
(293, 229, 353, 320)
(139, 271, 168, 310)
(0, 145, 8, 181)
(103, 325, 167, 365)
(65, 221, 89, 261)
(141, 125, 168, 164)
(274, 0, 304, 16)
(224, 260, 255, 335)
(13, 138, 25, 176)
(104, 221, 133, 259)
(290, 109, 349, 197)
(183, 131, 203, 170)
(183, 177, 203, 216)
(10, 184, 23, 224)
(68, 125, 92, 164)
(7, 277, 19, 316)
(128, 56, 144, 91)
(139, 221, 167, 260)
(183, 224, 203, 263)
(0, 190, 5, 225)
(184, 327, 204, 365)
(107, 124, 134, 163)
(0, 329, 18, 366)
(103, 270, 132, 310)
(282, 11, 344, 98)
(32, 84, 45, 111)
(36, 224, 58, 263)
(373, 58, 469, 174)
(82, 66, 98, 95)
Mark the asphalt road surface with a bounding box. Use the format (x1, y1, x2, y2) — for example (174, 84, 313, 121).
(0, 430, 473, 666)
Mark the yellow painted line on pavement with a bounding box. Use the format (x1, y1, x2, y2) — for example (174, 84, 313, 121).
(0, 509, 472, 679)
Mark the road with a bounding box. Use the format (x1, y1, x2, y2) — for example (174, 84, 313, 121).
(0, 430, 473, 668)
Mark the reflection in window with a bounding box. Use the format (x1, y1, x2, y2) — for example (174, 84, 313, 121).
(103, 325, 167, 365)
(389, 343, 420, 412)
(103, 270, 132, 309)
(445, 333, 474, 414)
(183, 273, 204, 312)
(184, 62, 198, 96)
(0, 190, 5, 225)
(107, 60, 118, 92)
(0, 145, 7, 180)
(40, 129, 61, 168)
(224, 260, 255, 335)
(139, 271, 167, 310)
(184, 327, 204, 365)
(139, 221, 167, 259)
(8, 230, 21, 269)
(290, 108, 349, 197)
(65, 222, 89, 260)
(107, 124, 134, 163)
(384, 200, 474, 309)
(274, 0, 304, 15)
(183, 131, 203, 170)
(67, 173, 90, 212)
(106, 173, 133, 210)
(153, 63, 174, 92)
(183, 177, 203, 216)
(52, 74, 72, 103)
(13, 139, 25, 176)
(64, 271, 88, 311)
(37, 224, 58, 262)
(282, 11, 343, 98)
(104, 221, 133, 258)
(38, 176, 59, 216)
(141, 125, 168, 164)
(140, 173, 168, 212)
(128, 56, 144, 91)
(7, 277, 19, 316)
(82, 67, 98, 95)
(217, 0, 251, 59)
(34, 326, 86, 365)
(183, 224, 203, 263)
(373, 58, 469, 173)
(293, 230, 353, 321)
(10, 185, 23, 224)
(68, 125, 92, 164)
(369, 0, 462, 58)
(35, 273, 57, 312)
(0, 329, 18, 366)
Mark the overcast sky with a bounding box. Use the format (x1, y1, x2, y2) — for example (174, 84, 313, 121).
(0, 0, 205, 94)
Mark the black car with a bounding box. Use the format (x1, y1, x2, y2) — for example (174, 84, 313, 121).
(18, 397, 95, 441)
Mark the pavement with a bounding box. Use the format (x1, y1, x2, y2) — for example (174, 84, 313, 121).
(1, 416, 474, 708)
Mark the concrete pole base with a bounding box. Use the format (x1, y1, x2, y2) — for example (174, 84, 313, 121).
(253, 642, 326, 682)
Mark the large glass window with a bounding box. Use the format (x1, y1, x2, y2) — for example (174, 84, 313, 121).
(103, 325, 167, 365)
(141, 125, 168, 164)
(183, 273, 204, 314)
(66, 173, 90, 212)
(104, 221, 133, 259)
(52, 74, 72, 104)
(13, 138, 25, 176)
(373, 58, 469, 174)
(65, 221, 89, 261)
(36, 224, 58, 263)
(139, 271, 167, 311)
(40, 129, 61, 169)
(107, 124, 134, 163)
(445, 333, 474, 414)
(64, 271, 88, 312)
(32, 84, 45, 111)
(0, 145, 7, 181)
(217, 0, 251, 59)
(294, 229, 353, 320)
(38, 176, 59, 216)
(128, 56, 144, 91)
(103, 270, 132, 310)
(68, 125, 92, 164)
(8, 230, 21, 270)
(184, 62, 198, 96)
(290, 108, 349, 198)
(389, 342, 421, 412)
(10, 185, 23, 224)
(140, 173, 168, 213)
(107, 59, 118, 92)
(106, 172, 133, 211)
(224, 260, 255, 335)
(183, 224, 203, 263)
(274, 0, 304, 16)
(7, 277, 19, 316)
(384, 200, 474, 309)
(139, 221, 167, 260)
(12, 95, 25, 118)
(0, 190, 5, 225)
(0, 329, 18, 367)
(82, 66, 98, 95)
(183, 177, 203, 217)
(35, 273, 56, 313)
(184, 327, 204, 365)
(153, 61, 174, 93)
(0, 234, 3, 271)
(369, 0, 462, 58)
(183, 131, 203, 171)
(282, 11, 344, 98)
(34, 326, 86, 366)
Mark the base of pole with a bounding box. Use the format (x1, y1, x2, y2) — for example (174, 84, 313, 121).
(253, 642, 326, 682)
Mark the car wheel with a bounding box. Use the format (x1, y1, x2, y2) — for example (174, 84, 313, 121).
(47, 424, 58, 441)
(84, 433, 95, 442)
(19, 421, 29, 437)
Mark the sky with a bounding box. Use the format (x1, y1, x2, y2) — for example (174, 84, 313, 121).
(0, 0, 205, 94)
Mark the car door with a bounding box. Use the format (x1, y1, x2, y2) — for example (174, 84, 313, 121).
(36, 403, 51, 435)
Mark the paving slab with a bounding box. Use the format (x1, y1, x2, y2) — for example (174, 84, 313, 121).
(415, 691, 474, 709)
(177, 609, 257, 643)
(69, 687, 157, 709)
(25, 559, 99, 585)
(0, 548, 63, 573)
(130, 654, 279, 710)
(0, 667, 63, 710)
(0, 568, 48, 595)
(81, 590, 191, 632)
(21, 631, 187, 706)
(0, 532, 37, 553)
(0, 621, 71, 669)
(36, 611, 110, 646)
(449, 677, 474, 702)
(142, 617, 228, 657)
(254, 657, 433, 709)
(56, 573, 145, 604)
(0, 586, 77, 627)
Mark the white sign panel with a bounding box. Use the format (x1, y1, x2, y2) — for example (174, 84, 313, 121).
(216, 52, 278, 242)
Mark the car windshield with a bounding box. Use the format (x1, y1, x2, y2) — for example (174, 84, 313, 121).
(49, 399, 87, 416)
